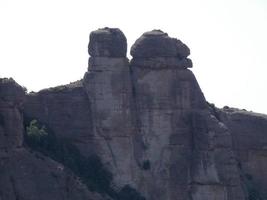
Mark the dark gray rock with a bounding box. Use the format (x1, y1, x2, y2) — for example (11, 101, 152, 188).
(130, 57, 193, 69)
(23, 29, 247, 200)
(0, 78, 25, 106)
(88, 27, 127, 57)
(23, 80, 96, 156)
(218, 108, 267, 199)
(0, 149, 104, 200)
(0, 78, 25, 149)
(5, 28, 267, 200)
(130, 30, 190, 59)
(0, 79, 104, 200)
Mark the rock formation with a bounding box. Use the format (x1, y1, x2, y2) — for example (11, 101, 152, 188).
(129, 30, 244, 200)
(218, 107, 267, 198)
(0, 78, 103, 200)
(1, 28, 267, 200)
(84, 28, 138, 187)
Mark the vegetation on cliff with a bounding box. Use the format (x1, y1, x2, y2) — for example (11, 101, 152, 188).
(25, 119, 145, 200)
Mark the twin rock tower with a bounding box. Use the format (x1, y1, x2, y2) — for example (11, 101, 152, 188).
(4, 27, 265, 200)
(82, 28, 245, 199)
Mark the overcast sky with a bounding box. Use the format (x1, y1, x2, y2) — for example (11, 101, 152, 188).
(1, 0, 267, 113)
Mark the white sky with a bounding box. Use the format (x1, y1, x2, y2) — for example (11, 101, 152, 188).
(0, 0, 267, 113)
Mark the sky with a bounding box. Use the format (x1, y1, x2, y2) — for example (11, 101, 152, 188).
(0, 0, 267, 113)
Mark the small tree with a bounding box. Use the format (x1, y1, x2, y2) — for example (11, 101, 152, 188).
(26, 120, 48, 148)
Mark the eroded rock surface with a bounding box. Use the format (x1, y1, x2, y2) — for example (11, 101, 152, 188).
(88, 27, 127, 57)
(23, 80, 97, 155)
(84, 28, 138, 187)
(6, 27, 267, 200)
(129, 30, 245, 200)
(218, 107, 267, 199)
(130, 30, 190, 59)
(0, 78, 25, 150)
(0, 78, 104, 200)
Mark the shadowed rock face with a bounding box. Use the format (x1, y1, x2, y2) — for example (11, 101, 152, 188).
(218, 108, 267, 199)
(6, 27, 267, 200)
(0, 79, 104, 200)
(23, 81, 97, 155)
(0, 78, 25, 149)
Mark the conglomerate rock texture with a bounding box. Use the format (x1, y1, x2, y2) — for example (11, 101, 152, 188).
(2, 27, 267, 200)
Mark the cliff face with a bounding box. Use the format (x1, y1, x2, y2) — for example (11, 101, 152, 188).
(0, 78, 103, 200)
(129, 30, 245, 200)
(23, 81, 96, 155)
(2, 28, 267, 200)
(0, 78, 25, 150)
(218, 108, 267, 198)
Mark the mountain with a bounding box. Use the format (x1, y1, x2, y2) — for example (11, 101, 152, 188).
(1, 28, 266, 200)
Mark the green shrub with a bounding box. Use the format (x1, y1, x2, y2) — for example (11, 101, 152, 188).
(25, 119, 49, 149)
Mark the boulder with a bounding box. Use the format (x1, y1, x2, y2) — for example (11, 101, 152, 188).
(88, 27, 127, 57)
(130, 30, 190, 59)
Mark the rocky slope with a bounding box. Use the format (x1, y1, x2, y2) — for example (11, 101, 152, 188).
(1, 28, 267, 200)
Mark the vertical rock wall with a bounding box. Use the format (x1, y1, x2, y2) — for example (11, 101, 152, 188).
(0, 78, 25, 151)
(129, 30, 199, 200)
(83, 28, 139, 187)
(129, 30, 245, 200)
(23, 81, 96, 155)
(0, 79, 103, 200)
(22, 27, 264, 200)
(219, 108, 267, 199)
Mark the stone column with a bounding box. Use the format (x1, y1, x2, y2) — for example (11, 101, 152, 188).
(83, 28, 138, 187)
(129, 30, 200, 200)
